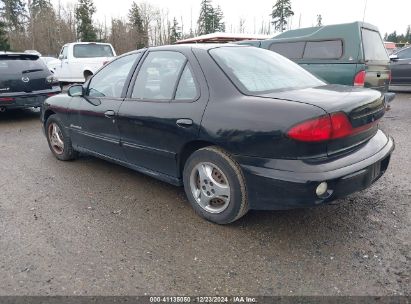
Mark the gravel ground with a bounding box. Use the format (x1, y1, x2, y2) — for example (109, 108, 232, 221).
(0, 93, 409, 296)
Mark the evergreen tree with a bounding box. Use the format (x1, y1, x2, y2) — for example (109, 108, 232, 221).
(128, 1, 146, 48)
(197, 0, 213, 35)
(30, 0, 53, 17)
(213, 5, 225, 32)
(0, 20, 10, 51)
(386, 31, 398, 43)
(170, 17, 181, 44)
(316, 14, 322, 27)
(197, 0, 225, 35)
(1, 0, 26, 31)
(270, 0, 294, 32)
(75, 0, 97, 41)
(405, 25, 411, 43)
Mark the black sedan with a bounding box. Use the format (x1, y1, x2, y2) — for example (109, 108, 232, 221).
(390, 46, 411, 86)
(41, 45, 394, 224)
(0, 53, 60, 111)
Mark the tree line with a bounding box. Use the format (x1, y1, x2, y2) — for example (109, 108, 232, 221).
(0, 0, 298, 55)
(384, 26, 411, 44)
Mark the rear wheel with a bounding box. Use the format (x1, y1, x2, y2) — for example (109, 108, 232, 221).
(46, 115, 77, 161)
(183, 146, 248, 224)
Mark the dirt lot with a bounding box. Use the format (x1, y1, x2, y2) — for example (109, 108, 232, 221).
(0, 93, 409, 296)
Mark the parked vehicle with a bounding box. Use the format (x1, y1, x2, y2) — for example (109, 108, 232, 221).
(0, 53, 60, 111)
(41, 45, 394, 224)
(47, 42, 116, 85)
(40, 56, 57, 66)
(389, 46, 411, 86)
(238, 22, 396, 105)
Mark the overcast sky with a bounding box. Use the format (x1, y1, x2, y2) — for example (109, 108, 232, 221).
(54, 0, 411, 36)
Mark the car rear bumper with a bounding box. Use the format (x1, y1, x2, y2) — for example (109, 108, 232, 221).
(235, 130, 395, 210)
(0, 88, 61, 109)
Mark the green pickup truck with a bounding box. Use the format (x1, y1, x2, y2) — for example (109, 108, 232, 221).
(239, 21, 395, 104)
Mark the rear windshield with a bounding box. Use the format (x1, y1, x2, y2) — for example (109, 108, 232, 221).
(73, 44, 114, 58)
(0, 55, 46, 75)
(361, 28, 388, 61)
(209, 47, 324, 94)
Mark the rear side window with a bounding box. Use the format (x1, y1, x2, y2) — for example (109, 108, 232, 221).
(303, 40, 343, 59)
(361, 29, 388, 61)
(269, 42, 305, 59)
(73, 44, 114, 58)
(175, 64, 198, 100)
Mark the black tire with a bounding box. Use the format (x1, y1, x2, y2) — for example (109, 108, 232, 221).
(183, 146, 248, 224)
(45, 114, 77, 161)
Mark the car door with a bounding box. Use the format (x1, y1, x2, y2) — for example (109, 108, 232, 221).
(55, 45, 71, 79)
(390, 47, 411, 85)
(69, 52, 141, 161)
(117, 49, 209, 179)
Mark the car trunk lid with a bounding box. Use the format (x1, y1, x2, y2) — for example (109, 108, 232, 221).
(259, 84, 385, 156)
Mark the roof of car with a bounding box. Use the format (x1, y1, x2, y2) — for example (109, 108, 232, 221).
(124, 43, 248, 55)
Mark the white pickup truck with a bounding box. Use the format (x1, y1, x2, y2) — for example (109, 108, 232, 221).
(48, 42, 116, 84)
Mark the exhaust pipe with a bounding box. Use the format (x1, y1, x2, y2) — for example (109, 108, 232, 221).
(0, 107, 6, 113)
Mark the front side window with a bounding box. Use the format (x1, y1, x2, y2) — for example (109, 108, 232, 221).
(210, 47, 324, 94)
(73, 44, 114, 58)
(303, 40, 343, 59)
(269, 42, 305, 59)
(61, 46, 68, 59)
(132, 51, 186, 101)
(88, 53, 140, 98)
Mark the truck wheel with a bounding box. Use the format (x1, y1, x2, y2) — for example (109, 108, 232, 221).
(183, 146, 249, 224)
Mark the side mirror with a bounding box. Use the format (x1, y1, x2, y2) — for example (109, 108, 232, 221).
(389, 54, 399, 61)
(58, 54, 64, 60)
(68, 84, 84, 97)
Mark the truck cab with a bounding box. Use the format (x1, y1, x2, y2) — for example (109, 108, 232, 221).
(48, 42, 116, 84)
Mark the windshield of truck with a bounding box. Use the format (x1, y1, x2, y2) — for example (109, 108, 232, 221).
(73, 44, 114, 58)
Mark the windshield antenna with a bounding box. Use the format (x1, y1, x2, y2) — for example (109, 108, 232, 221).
(362, 0, 368, 23)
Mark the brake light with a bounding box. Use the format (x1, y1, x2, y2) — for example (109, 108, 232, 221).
(287, 115, 332, 142)
(0, 97, 14, 102)
(287, 112, 378, 142)
(354, 70, 366, 87)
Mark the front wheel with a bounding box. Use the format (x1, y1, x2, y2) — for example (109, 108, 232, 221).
(46, 114, 77, 161)
(183, 146, 248, 224)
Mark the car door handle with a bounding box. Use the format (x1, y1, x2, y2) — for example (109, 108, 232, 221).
(104, 110, 115, 118)
(176, 118, 193, 127)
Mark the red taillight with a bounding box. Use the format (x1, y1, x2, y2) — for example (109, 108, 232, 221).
(329, 112, 353, 139)
(287, 112, 377, 142)
(354, 70, 366, 87)
(287, 115, 332, 142)
(0, 97, 14, 102)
